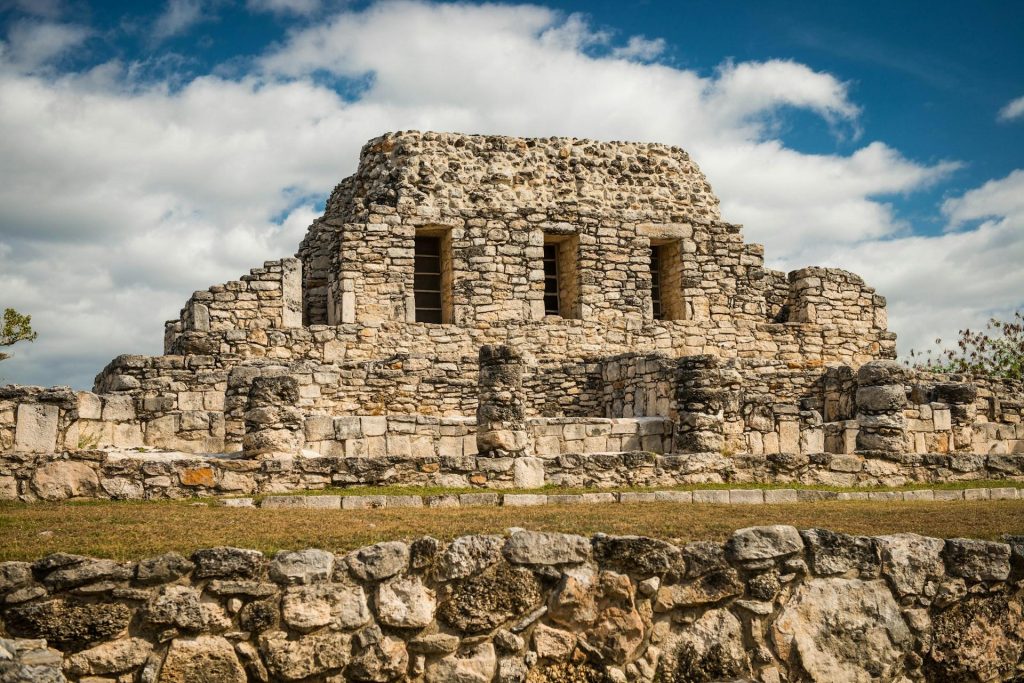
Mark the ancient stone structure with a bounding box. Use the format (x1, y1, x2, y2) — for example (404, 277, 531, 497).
(1, 131, 1022, 499)
(2, 526, 1024, 681)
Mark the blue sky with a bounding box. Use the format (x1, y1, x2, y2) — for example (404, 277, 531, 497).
(0, 0, 1022, 388)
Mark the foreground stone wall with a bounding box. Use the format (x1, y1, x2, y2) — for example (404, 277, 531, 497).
(2, 527, 1024, 681)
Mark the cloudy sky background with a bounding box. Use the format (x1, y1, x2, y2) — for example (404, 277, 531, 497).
(0, 0, 1022, 389)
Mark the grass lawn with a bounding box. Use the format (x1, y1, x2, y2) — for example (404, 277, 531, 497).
(2, 498, 1024, 561)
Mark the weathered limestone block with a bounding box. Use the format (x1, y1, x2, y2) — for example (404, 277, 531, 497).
(280, 583, 369, 631)
(159, 636, 246, 682)
(0, 638, 65, 683)
(4, 599, 132, 650)
(242, 376, 303, 457)
(675, 355, 741, 454)
(476, 345, 528, 457)
(660, 608, 749, 681)
(856, 360, 907, 453)
(259, 630, 351, 680)
(14, 403, 59, 453)
(30, 461, 99, 501)
(772, 578, 912, 681)
(65, 637, 151, 677)
(269, 549, 334, 585)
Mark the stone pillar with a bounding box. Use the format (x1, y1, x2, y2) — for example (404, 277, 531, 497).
(932, 382, 978, 452)
(281, 257, 303, 328)
(242, 375, 304, 458)
(855, 360, 907, 453)
(675, 355, 741, 453)
(476, 345, 541, 485)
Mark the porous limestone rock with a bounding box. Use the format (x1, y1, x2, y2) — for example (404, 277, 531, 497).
(135, 552, 194, 585)
(348, 541, 409, 582)
(30, 461, 98, 501)
(503, 531, 590, 566)
(269, 548, 334, 585)
(4, 599, 131, 650)
(876, 533, 945, 597)
(437, 535, 504, 580)
(943, 538, 1011, 582)
(726, 525, 804, 562)
(280, 583, 369, 631)
(65, 637, 152, 677)
(801, 528, 880, 577)
(258, 630, 351, 681)
(438, 563, 542, 634)
(158, 636, 245, 683)
(377, 575, 436, 628)
(425, 642, 496, 683)
(772, 578, 912, 682)
(191, 547, 264, 580)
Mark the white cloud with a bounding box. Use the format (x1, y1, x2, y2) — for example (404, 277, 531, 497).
(3, 19, 90, 70)
(1, 0, 65, 19)
(152, 0, 209, 41)
(610, 35, 665, 62)
(246, 0, 321, 16)
(997, 95, 1024, 123)
(0, 0, 1011, 390)
(788, 170, 1024, 357)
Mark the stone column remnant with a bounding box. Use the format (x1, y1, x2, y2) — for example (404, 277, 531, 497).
(242, 375, 304, 458)
(855, 360, 907, 453)
(675, 355, 741, 453)
(932, 381, 978, 452)
(476, 345, 530, 463)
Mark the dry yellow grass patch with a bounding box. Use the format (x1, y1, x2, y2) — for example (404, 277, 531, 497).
(2, 499, 1024, 561)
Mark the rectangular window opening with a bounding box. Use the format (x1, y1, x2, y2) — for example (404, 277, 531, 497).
(414, 233, 449, 324)
(650, 240, 685, 321)
(543, 243, 560, 316)
(650, 246, 664, 320)
(542, 234, 580, 319)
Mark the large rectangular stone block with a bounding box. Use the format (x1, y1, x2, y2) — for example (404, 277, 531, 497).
(14, 403, 59, 453)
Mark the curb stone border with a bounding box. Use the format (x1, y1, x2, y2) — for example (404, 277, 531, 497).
(231, 486, 1023, 509)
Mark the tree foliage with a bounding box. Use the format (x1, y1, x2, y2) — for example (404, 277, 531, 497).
(907, 311, 1024, 381)
(0, 308, 38, 362)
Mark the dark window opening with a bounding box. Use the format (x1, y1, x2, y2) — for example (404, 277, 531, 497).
(543, 244, 560, 316)
(650, 246, 664, 320)
(414, 235, 443, 323)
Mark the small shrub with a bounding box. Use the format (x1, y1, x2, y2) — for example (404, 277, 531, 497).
(907, 311, 1024, 381)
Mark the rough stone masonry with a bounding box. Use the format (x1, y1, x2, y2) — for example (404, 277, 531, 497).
(1, 131, 1022, 499)
(3, 527, 1024, 682)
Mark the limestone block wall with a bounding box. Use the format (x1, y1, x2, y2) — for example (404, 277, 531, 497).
(93, 354, 230, 453)
(3, 528, 1024, 682)
(787, 266, 886, 331)
(0, 386, 143, 456)
(164, 258, 301, 353)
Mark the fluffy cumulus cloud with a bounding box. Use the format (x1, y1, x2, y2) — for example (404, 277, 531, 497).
(997, 95, 1024, 123)
(0, 0, 1018, 388)
(2, 19, 90, 69)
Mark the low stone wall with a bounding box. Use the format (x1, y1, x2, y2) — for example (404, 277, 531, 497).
(2, 527, 1024, 681)
(4, 448, 1024, 502)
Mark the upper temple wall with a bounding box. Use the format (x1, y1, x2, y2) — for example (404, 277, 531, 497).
(329, 131, 722, 223)
(286, 131, 890, 364)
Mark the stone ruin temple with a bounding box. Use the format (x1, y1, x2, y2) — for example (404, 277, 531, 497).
(2, 131, 1023, 500)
